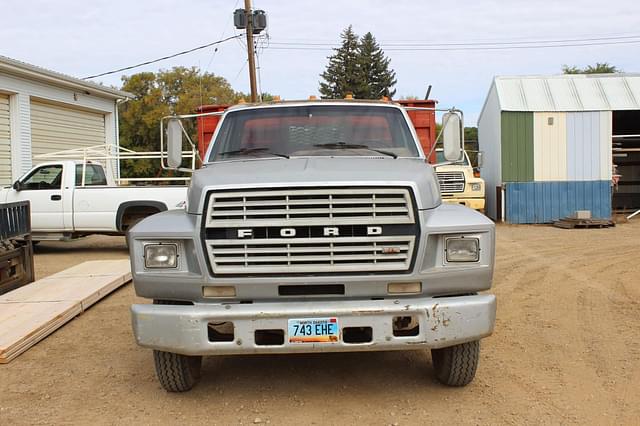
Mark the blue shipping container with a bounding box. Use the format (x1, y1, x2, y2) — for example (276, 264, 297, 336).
(505, 181, 611, 224)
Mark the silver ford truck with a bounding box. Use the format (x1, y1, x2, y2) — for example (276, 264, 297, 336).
(129, 100, 496, 392)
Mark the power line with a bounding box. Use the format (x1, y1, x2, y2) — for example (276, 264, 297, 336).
(265, 38, 640, 52)
(269, 33, 640, 47)
(83, 34, 244, 79)
(204, 0, 241, 73)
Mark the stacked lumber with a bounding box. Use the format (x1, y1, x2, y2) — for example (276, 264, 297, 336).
(0, 259, 131, 363)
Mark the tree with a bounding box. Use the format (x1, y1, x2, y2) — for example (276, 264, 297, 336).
(356, 32, 396, 99)
(319, 27, 397, 99)
(319, 26, 360, 99)
(118, 66, 238, 177)
(562, 62, 620, 74)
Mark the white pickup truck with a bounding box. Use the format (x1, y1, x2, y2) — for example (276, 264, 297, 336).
(0, 161, 187, 241)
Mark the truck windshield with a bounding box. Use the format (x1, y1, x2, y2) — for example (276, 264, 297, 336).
(208, 105, 420, 161)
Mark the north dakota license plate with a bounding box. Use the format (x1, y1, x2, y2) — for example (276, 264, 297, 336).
(288, 317, 339, 343)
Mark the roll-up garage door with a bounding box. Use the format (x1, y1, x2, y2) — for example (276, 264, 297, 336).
(30, 100, 105, 161)
(0, 94, 11, 186)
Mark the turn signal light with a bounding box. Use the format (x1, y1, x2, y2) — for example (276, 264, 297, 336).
(388, 282, 422, 294)
(203, 286, 236, 298)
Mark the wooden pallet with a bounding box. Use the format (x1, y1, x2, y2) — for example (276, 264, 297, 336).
(553, 218, 615, 229)
(0, 259, 131, 363)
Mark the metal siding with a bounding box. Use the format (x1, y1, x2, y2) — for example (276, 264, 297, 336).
(546, 78, 582, 110)
(495, 75, 640, 112)
(520, 79, 554, 111)
(505, 181, 611, 223)
(534, 112, 567, 181)
(496, 79, 526, 111)
(598, 78, 635, 109)
(477, 83, 502, 220)
(599, 111, 612, 180)
(501, 112, 534, 182)
(566, 111, 601, 180)
(626, 78, 640, 106)
(30, 100, 105, 160)
(0, 94, 10, 185)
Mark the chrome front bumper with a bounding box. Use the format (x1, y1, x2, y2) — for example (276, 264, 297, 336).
(131, 294, 496, 355)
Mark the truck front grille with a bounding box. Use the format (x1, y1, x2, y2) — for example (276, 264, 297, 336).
(207, 236, 415, 274)
(436, 171, 465, 193)
(203, 187, 418, 276)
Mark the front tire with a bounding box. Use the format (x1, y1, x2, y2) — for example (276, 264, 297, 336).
(153, 350, 202, 392)
(431, 340, 480, 386)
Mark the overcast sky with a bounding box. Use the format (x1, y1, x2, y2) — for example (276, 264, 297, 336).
(2, 0, 639, 124)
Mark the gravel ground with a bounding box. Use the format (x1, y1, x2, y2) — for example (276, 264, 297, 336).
(1, 222, 639, 425)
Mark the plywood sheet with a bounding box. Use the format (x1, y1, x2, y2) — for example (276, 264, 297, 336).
(0, 260, 131, 363)
(45, 259, 131, 279)
(0, 301, 81, 363)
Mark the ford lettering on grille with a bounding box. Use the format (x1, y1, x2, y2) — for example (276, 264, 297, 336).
(204, 187, 418, 275)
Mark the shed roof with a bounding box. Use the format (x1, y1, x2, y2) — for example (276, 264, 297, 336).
(0, 55, 132, 100)
(491, 73, 640, 112)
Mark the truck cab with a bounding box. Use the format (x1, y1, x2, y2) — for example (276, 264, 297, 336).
(128, 100, 496, 392)
(434, 149, 485, 212)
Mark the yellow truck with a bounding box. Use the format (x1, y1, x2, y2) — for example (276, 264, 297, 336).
(435, 149, 485, 212)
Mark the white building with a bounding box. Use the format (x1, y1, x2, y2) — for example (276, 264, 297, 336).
(0, 56, 131, 186)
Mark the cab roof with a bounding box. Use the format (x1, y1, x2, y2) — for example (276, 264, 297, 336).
(224, 99, 404, 112)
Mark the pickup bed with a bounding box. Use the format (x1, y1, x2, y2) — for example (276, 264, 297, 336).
(0, 160, 187, 241)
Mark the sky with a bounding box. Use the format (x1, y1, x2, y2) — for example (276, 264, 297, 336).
(2, 0, 640, 124)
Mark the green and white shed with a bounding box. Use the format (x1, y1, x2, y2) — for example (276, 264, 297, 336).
(478, 74, 640, 223)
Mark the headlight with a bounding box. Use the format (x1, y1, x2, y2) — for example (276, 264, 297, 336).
(445, 237, 479, 262)
(144, 243, 178, 268)
(471, 183, 482, 191)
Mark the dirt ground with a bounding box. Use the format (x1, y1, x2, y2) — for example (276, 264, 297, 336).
(1, 221, 639, 425)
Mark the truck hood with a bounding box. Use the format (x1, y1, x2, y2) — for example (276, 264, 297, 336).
(187, 157, 441, 214)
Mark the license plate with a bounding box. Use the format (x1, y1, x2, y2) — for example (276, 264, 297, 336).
(288, 317, 339, 343)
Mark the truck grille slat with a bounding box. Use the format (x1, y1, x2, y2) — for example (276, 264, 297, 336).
(436, 171, 465, 193)
(211, 244, 411, 255)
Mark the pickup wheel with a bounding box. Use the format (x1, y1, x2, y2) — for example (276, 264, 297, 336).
(153, 350, 202, 392)
(431, 340, 479, 386)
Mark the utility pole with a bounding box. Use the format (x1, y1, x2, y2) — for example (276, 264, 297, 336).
(244, 0, 258, 102)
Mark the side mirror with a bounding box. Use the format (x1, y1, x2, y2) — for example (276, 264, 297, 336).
(13, 180, 22, 191)
(442, 112, 463, 162)
(166, 118, 183, 169)
(477, 151, 484, 168)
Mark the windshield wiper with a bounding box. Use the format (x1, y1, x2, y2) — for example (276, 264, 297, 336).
(217, 147, 290, 159)
(313, 142, 398, 158)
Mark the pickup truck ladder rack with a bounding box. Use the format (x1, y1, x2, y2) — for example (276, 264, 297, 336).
(34, 145, 197, 185)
